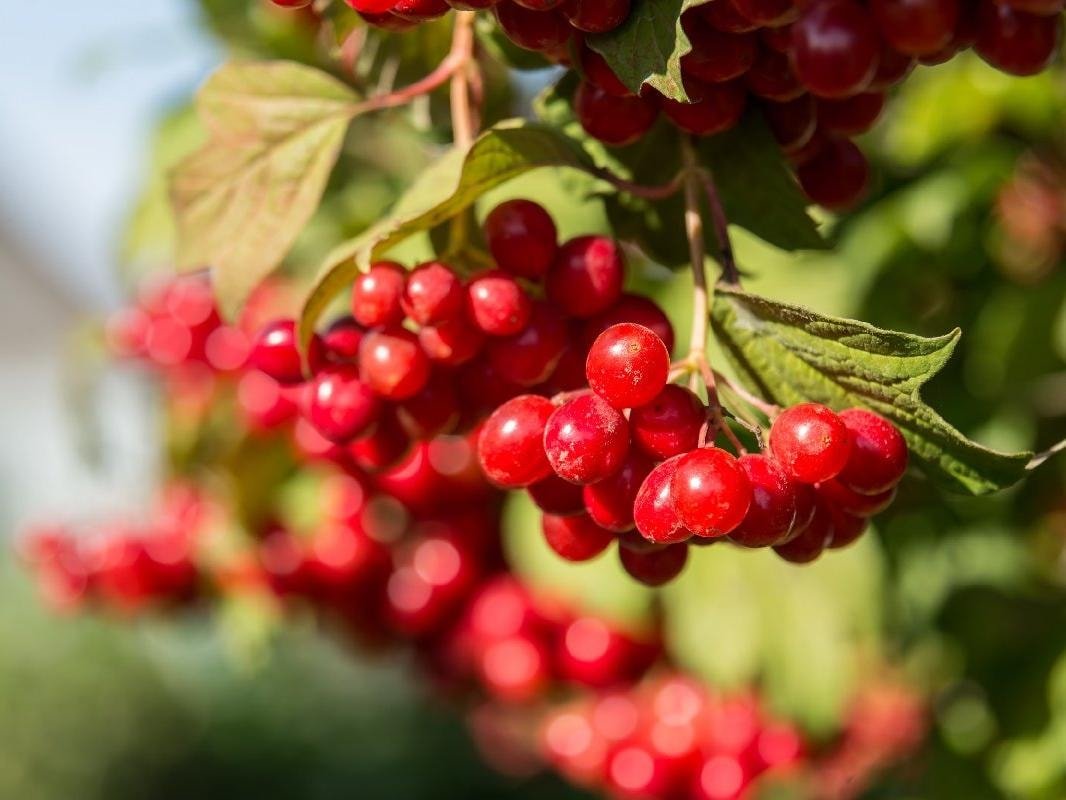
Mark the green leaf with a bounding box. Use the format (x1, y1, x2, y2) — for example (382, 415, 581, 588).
(299, 119, 601, 347)
(170, 60, 361, 316)
(710, 284, 1033, 495)
(588, 0, 713, 102)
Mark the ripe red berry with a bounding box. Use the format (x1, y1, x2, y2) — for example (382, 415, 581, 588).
(699, 0, 758, 32)
(484, 199, 559, 280)
(544, 393, 631, 485)
(357, 9, 419, 28)
(359, 327, 431, 400)
(791, 1, 880, 99)
(870, 0, 959, 56)
(583, 451, 654, 532)
(418, 315, 485, 366)
(556, 616, 647, 687)
(796, 137, 870, 210)
(773, 496, 834, 563)
(682, 17, 757, 83)
(477, 394, 555, 488)
(763, 95, 818, 154)
(467, 270, 533, 336)
(391, 0, 450, 20)
(307, 365, 382, 443)
(580, 45, 634, 97)
(586, 323, 671, 410)
(619, 542, 689, 586)
(396, 373, 460, 439)
(671, 447, 753, 538)
(494, 2, 572, 51)
(974, 0, 1061, 76)
(659, 80, 747, 137)
(565, 0, 632, 32)
(351, 261, 407, 327)
(401, 260, 464, 325)
(836, 407, 908, 493)
(630, 385, 705, 459)
(730, 0, 798, 26)
(321, 315, 366, 363)
(548, 236, 626, 319)
(770, 403, 851, 484)
(729, 454, 798, 547)
(574, 80, 659, 147)
(816, 92, 886, 136)
(348, 410, 411, 472)
(826, 507, 869, 549)
(487, 301, 569, 386)
(250, 319, 323, 385)
(542, 513, 616, 561)
(633, 455, 693, 544)
(746, 47, 805, 102)
(817, 479, 896, 517)
(528, 474, 586, 515)
(346, 0, 398, 10)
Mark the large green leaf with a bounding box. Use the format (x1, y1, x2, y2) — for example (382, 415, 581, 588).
(710, 284, 1033, 495)
(170, 60, 361, 316)
(298, 119, 601, 347)
(588, 0, 714, 102)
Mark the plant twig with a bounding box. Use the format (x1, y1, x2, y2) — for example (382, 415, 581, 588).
(592, 167, 685, 201)
(701, 171, 741, 286)
(1029, 437, 1066, 470)
(712, 369, 780, 418)
(449, 12, 478, 148)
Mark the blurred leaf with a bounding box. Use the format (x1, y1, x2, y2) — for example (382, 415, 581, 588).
(299, 119, 602, 347)
(588, 0, 713, 101)
(171, 60, 361, 317)
(711, 285, 1032, 495)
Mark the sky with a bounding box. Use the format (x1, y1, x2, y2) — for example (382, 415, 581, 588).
(0, 2, 220, 309)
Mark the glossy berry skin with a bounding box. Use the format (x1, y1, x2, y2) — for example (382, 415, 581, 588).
(477, 395, 555, 488)
(797, 137, 870, 210)
(494, 2, 572, 51)
(763, 95, 818, 154)
(359, 328, 430, 400)
(396, 374, 460, 439)
(484, 199, 558, 279)
(975, 1, 1061, 76)
(391, 0, 450, 19)
(488, 301, 569, 386)
(351, 261, 407, 328)
(827, 507, 869, 548)
(731, 0, 798, 26)
(817, 92, 886, 136)
(773, 496, 834, 563)
(586, 323, 671, 410)
(630, 385, 705, 459)
(307, 365, 381, 443)
(346, 0, 396, 10)
(357, 9, 418, 28)
(583, 294, 675, 354)
(671, 447, 753, 538)
(401, 261, 464, 325)
(837, 407, 908, 493)
(633, 455, 692, 544)
(583, 451, 654, 532)
(548, 235, 626, 319)
(542, 513, 616, 562)
(250, 319, 323, 385)
(467, 270, 532, 336)
(746, 48, 805, 102)
(619, 542, 689, 586)
(565, 0, 632, 32)
(348, 410, 411, 472)
(528, 474, 586, 516)
(574, 80, 659, 147)
(729, 454, 798, 547)
(321, 316, 365, 363)
(770, 403, 851, 484)
(870, 0, 959, 56)
(544, 393, 630, 485)
(580, 46, 633, 97)
(418, 316, 485, 366)
(791, 1, 880, 99)
(659, 80, 747, 137)
(817, 479, 896, 517)
(682, 18, 757, 83)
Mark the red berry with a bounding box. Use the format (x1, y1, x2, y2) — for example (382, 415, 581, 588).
(619, 542, 689, 586)
(528, 474, 587, 515)
(826, 507, 869, 548)
(467, 270, 533, 336)
(494, 2, 572, 51)
(542, 513, 616, 561)
(556, 617, 646, 687)
(565, 0, 631, 32)
(633, 455, 693, 544)
(583, 451, 654, 532)
(351, 261, 407, 327)
(870, 0, 959, 56)
(729, 454, 799, 547)
(513, 0, 564, 8)
(671, 447, 753, 538)
(699, 0, 758, 32)
(791, 1, 880, 99)
(484, 199, 559, 280)
(544, 393, 631, 484)
(796, 137, 870, 210)
(448, 0, 501, 7)
(357, 9, 419, 28)
(574, 80, 659, 147)
(321, 315, 366, 363)
(817, 92, 885, 136)
(359, 327, 430, 400)
(583, 294, 675, 354)
(729, 0, 798, 26)
(477, 394, 555, 488)
(348, 411, 412, 472)
(548, 235, 626, 318)
(975, 0, 1061, 76)
(418, 315, 485, 366)
(457, 358, 523, 416)
(769, 403, 851, 484)
(817, 479, 896, 517)
(479, 633, 551, 703)
(682, 19, 757, 84)
(391, 0, 450, 19)
(773, 496, 834, 563)
(630, 385, 705, 459)
(401, 261, 464, 325)
(763, 95, 818, 154)
(580, 45, 634, 97)
(307, 365, 381, 443)
(837, 407, 908, 493)
(746, 47, 805, 102)
(346, 0, 397, 10)
(869, 43, 916, 89)
(659, 79, 747, 136)
(250, 319, 323, 385)
(586, 323, 671, 410)
(487, 301, 569, 386)
(396, 373, 460, 439)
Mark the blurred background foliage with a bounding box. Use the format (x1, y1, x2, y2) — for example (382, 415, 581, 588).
(7, 1, 1066, 798)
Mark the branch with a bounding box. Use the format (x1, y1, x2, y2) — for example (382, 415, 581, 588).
(449, 12, 478, 148)
(701, 171, 741, 286)
(1029, 437, 1066, 470)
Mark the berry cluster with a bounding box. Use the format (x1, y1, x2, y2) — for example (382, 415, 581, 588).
(574, 0, 1064, 209)
(480, 333, 909, 584)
